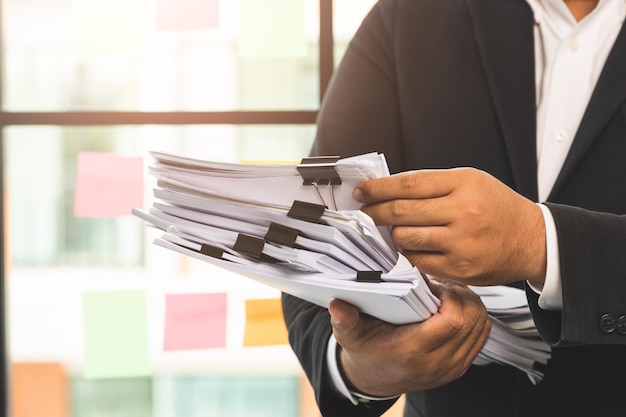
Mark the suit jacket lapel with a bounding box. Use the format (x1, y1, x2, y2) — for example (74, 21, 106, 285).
(466, 0, 538, 200)
(549, 21, 626, 199)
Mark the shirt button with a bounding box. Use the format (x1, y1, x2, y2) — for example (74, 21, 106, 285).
(600, 314, 616, 334)
(554, 130, 568, 142)
(569, 39, 580, 52)
(618, 316, 626, 335)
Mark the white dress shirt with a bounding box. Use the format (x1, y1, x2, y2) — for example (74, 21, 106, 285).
(528, 0, 626, 310)
(328, 0, 626, 404)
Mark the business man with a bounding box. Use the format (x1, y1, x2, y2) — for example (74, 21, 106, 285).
(282, 0, 626, 416)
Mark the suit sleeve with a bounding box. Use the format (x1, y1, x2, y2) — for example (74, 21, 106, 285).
(311, 0, 406, 173)
(282, 1, 405, 416)
(528, 203, 626, 347)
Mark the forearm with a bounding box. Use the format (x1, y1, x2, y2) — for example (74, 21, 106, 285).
(281, 293, 395, 417)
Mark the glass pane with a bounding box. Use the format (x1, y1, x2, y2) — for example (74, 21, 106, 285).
(333, 0, 378, 65)
(4, 124, 314, 267)
(71, 377, 153, 417)
(4, 126, 145, 267)
(6, 124, 315, 416)
(153, 375, 299, 417)
(3, 0, 320, 111)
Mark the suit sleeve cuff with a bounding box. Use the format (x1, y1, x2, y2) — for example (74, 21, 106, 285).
(528, 203, 563, 310)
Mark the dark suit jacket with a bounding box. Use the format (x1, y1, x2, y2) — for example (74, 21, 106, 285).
(282, 0, 626, 416)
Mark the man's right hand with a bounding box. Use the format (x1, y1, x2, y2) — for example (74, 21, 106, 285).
(329, 278, 491, 397)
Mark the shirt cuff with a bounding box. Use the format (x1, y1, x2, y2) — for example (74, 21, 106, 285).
(326, 334, 359, 405)
(326, 334, 400, 405)
(528, 203, 563, 310)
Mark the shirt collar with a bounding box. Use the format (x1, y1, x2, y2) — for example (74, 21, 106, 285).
(525, 0, 626, 25)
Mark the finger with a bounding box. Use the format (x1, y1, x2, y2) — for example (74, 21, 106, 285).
(464, 317, 491, 368)
(392, 225, 450, 252)
(353, 169, 463, 204)
(404, 280, 487, 383)
(425, 282, 489, 365)
(403, 251, 459, 279)
(446, 300, 490, 375)
(455, 290, 490, 350)
(360, 198, 452, 226)
(414, 282, 466, 352)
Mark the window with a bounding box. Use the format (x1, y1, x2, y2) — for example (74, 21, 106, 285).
(1, 1, 381, 416)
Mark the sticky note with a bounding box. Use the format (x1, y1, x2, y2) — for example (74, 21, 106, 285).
(243, 298, 289, 346)
(73, 152, 143, 218)
(163, 293, 228, 351)
(82, 290, 151, 379)
(155, 0, 219, 31)
(11, 363, 69, 417)
(239, 0, 307, 58)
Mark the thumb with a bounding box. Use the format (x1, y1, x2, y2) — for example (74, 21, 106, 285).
(328, 299, 361, 334)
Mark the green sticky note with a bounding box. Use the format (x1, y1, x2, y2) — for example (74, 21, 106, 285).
(239, 0, 307, 58)
(82, 290, 150, 379)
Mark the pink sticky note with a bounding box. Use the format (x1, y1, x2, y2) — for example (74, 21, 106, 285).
(155, 0, 219, 31)
(73, 152, 144, 218)
(164, 293, 227, 351)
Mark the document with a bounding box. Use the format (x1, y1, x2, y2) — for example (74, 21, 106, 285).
(134, 151, 551, 384)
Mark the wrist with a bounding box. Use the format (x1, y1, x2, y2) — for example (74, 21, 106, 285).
(520, 203, 547, 284)
(337, 344, 400, 398)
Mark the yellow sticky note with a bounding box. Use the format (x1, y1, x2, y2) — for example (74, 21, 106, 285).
(239, 0, 307, 58)
(243, 298, 289, 347)
(11, 362, 69, 417)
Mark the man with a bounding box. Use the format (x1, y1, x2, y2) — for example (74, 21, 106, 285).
(282, 0, 626, 416)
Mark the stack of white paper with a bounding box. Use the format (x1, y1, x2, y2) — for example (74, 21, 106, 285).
(134, 151, 551, 383)
(470, 286, 551, 384)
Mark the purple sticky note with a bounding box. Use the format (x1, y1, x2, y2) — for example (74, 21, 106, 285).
(73, 152, 144, 218)
(164, 293, 227, 351)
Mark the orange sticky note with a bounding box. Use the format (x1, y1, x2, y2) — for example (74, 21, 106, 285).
(243, 298, 289, 347)
(155, 0, 219, 31)
(11, 362, 69, 417)
(164, 293, 228, 351)
(73, 152, 143, 218)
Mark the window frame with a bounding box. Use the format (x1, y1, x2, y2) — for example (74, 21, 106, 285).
(0, 0, 335, 413)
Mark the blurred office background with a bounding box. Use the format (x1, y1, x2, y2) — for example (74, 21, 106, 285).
(0, 0, 406, 416)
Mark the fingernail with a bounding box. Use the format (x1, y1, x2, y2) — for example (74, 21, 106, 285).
(352, 187, 364, 202)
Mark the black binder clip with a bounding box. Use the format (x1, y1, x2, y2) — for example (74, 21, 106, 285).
(265, 223, 301, 247)
(297, 156, 341, 209)
(287, 200, 326, 223)
(356, 271, 383, 283)
(200, 244, 225, 259)
(296, 156, 342, 186)
(233, 233, 278, 263)
(233, 234, 266, 257)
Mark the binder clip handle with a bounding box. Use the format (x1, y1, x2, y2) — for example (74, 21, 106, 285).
(297, 156, 342, 186)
